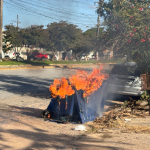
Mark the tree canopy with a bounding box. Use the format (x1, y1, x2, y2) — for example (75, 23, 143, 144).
(98, 0, 150, 73)
(3, 21, 96, 55)
(3, 0, 150, 73)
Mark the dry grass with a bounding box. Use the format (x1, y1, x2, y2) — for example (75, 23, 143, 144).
(123, 125, 150, 133)
(101, 133, 113, 138)
(86, 98, 150, 134)
(87, 116, 150, 134)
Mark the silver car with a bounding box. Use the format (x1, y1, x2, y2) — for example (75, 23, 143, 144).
(107, 62, 144, 96)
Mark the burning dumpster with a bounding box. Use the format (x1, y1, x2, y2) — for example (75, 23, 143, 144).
(74, 82, 107, 123)
(42, 67, 109, 123)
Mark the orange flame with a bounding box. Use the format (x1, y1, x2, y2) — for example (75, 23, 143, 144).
(49, 66, 108, 99)
(49, 78, 75, 99)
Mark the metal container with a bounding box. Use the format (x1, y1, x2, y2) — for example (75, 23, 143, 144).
(47, 81, 108, 123)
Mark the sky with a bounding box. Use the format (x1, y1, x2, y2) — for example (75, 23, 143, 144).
(3, 0, 104, 32)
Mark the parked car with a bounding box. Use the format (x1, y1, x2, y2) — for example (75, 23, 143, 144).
(87, 51, 95, 60)
(81, 54, 87, 60)
(4, 51, 27, 61)
(28, 52, 49, 60)
(15, 52, 27, 61)
(4, 51, 16, 60)
(106, 62, 144, 96)
(81, 52, 95, 60)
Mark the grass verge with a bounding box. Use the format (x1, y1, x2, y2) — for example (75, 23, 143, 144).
(0, 59, 124, 66)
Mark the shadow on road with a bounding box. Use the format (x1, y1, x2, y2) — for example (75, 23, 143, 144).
(0, 74, 53, 99)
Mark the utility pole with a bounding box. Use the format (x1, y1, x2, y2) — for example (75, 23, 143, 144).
(96, 0, 101, 60)
(96, 0, 100, 37)
(14, 14, 21, 30)
(14, 14, 21, 52)
(96, 0, 103, 60)
(0, 0, 3, 60)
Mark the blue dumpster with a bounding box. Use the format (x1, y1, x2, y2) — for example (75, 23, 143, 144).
(47, 81, 107, 123)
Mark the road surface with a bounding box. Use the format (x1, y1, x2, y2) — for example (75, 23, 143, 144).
(0, 67, 150, 150)
(0, 68, 76, 99)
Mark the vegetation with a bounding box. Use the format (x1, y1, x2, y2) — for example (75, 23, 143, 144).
(98, 0, 150, 73)
(3, 0, 150, 73)
(2, 31, 13, 52)
(3, 21, 103, 56)
(0, 59, 124, 66)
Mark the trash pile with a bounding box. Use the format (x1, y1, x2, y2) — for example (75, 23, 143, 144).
(92, 98, 150, 133)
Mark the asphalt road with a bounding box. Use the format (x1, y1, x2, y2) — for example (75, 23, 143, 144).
(0, 68, 78, 100)
(0, 66, 102, 100)
(0, 66, 134, 107)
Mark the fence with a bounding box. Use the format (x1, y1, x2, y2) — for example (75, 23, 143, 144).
(141, 74, 150, 90)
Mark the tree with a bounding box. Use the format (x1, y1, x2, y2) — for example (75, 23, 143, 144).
(2, 34, 13, 53)
(99, 0, 150, 73)
(46, 21, 85, 54)
(83, 27, 106, 54)
(3, 25, 19, 49)
(3, 21, 101, 58)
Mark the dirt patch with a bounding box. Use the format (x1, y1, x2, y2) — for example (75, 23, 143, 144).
(0, 96, 150, 150)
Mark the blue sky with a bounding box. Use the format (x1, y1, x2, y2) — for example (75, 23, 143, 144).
(3, 0, 104, 32)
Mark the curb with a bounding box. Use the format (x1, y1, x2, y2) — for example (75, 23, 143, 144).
(0, 63, 116, 71)
(0, 66, 55, 70)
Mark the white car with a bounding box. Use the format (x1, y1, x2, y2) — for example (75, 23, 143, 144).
(15, 52, 27, 61)
(81, 52, 95, 60)
(107, 62, 144, 96)
(81, 54, 87, 60)
(4, 51, 27, 61)
(4, 51, 16, 60)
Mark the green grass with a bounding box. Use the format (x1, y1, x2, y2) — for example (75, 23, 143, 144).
(98, 59, 125, 64)
(0, 59, 124, 66)
(0, 60, 25, 65)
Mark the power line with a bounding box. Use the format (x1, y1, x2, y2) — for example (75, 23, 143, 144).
(36, 0, 97, 17)
(59, 0, 94, 5)
(3, 1, 95, 27)
(3, 7, 58, 23)
(38, 0, 96, 8)
(10, 0, 97, 21)
(4, 1, 69, 21)
(5, 0, 96, 24)
(4, 1, 96, 25)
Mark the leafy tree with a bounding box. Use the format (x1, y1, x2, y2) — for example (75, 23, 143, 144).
(3, 21, 96, 58)
(99, 0, 150, 73)
(3, 25, 19, 48)
(83, 27, 106, 54)
(83, 28, 97, 38)
(2, 34, 13, 52)
(46, 21, 84, 53)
